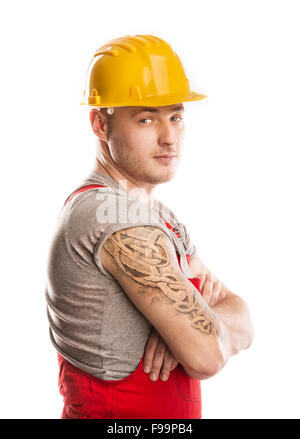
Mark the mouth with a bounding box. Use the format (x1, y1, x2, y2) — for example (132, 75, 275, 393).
(154, 155, 177, 163)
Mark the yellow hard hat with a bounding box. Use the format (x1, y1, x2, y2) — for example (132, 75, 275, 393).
(82, 34, 207, 107)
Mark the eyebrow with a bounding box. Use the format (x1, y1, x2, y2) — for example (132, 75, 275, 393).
(132, 104, 184, 116)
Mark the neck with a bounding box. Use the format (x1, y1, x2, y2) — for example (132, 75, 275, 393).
(93, 158, 156, 209)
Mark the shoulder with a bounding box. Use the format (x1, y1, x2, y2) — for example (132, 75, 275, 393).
(61, 184, 117, 238)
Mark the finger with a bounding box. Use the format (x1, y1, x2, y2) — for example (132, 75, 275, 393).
(167, 347, 179, 371)
(202, 272, 214, 304)
(220, 289, 226, 301)
(200, 273, 206, 291)
(159, 348, 178, 381)
(210, 281, 222, 306)
(196, 272, 206, 291)
(149, 337, 167, 381)
(170, 359, 178, 371)
(143, 329, 159, 373)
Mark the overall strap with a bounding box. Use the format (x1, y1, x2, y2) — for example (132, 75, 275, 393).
(63, 184, 106, 207)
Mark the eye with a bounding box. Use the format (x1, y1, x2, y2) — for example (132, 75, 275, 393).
(139, 118, 152, 124)
(171, 116, 182, 122)
(138, 116, 183, 124)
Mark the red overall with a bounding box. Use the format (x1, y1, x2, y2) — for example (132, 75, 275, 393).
(57, 185, 202, 419)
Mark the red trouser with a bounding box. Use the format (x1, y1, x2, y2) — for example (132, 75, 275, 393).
(57, 185, 202, 419)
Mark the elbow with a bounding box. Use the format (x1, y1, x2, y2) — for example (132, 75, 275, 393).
(185, 322, 229, 380)
(245, 323, 255, 350)
(240, 300, 255, 351)
(186, 348, 226, 381)
(200, 352, 225, 380)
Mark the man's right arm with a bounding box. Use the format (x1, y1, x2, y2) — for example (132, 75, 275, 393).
(99, 225, 230, 380)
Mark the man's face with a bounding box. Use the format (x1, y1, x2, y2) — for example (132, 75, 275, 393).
(105, 103, 185, 185)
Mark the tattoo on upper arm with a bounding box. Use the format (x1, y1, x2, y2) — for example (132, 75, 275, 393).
(103, 226, 220, 336)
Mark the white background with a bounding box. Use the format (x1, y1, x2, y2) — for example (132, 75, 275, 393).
(1, 0, 299, 419)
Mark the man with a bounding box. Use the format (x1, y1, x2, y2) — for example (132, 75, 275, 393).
(45, 34, 254, 419)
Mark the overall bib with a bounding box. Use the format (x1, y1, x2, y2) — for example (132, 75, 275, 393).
(57, 185, 202, 419)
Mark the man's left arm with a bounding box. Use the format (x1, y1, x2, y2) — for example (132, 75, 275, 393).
(189, 252, 255, 359)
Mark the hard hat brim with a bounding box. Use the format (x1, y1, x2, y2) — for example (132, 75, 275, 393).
(80, 91, 207, 108)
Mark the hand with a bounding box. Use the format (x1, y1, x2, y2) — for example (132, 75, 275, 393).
(143, 327, 179, 382)
(196, 272, 226, 307)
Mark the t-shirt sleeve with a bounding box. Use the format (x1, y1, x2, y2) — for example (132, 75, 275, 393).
(65, 188, 191, 280)
(90, 190, 173, 279)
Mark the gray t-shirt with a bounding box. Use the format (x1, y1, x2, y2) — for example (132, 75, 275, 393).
(45, 170, 197, 380)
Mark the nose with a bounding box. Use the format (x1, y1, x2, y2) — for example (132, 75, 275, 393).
(158, 120, 177, 148)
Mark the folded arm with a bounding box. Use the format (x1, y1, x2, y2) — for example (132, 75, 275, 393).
(100, 225, 230, 380)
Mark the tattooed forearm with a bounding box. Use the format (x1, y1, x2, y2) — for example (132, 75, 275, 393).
(103, 226, 221, 337)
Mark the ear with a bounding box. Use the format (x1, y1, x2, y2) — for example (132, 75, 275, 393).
(90, 109, 108, 141)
